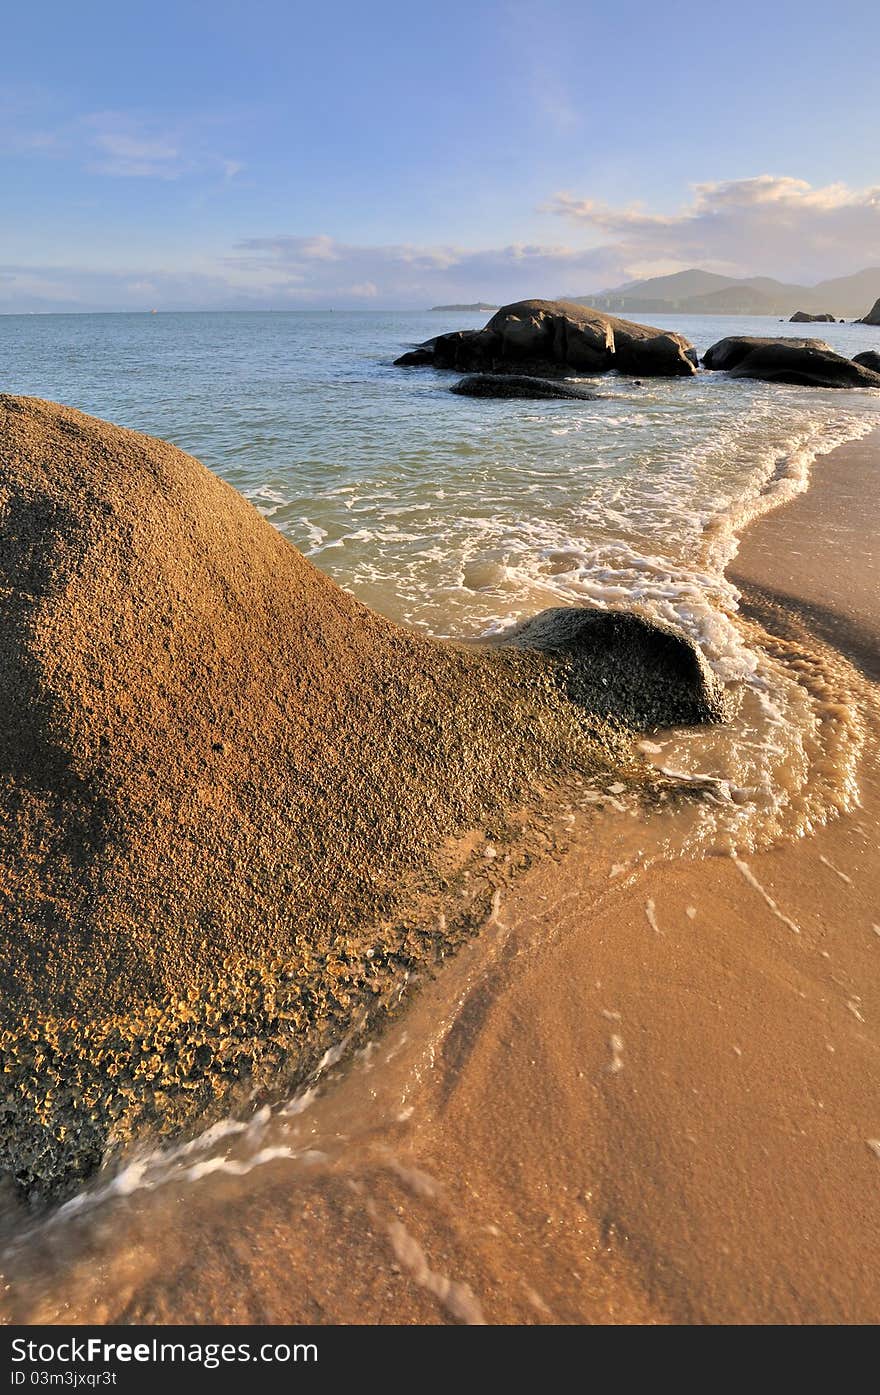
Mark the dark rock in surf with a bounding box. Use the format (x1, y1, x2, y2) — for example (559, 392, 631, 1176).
(789, 311, 835, 323)
(857, 297, 880, 325)
(395, 299, 697, 378)
(500, 607, 728, 730)
(853, 350, 880, 373)
(703, 337, 880, 388)
(394, 344, 436, 366)
(451, 374, 601, 401)
(701, 336, 832, 371)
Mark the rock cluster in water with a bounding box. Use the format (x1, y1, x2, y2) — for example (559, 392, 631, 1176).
(701, 337, 880, 388)
(396, 300, 880, 393)
(396, 299, 698, 377)
(0, 394, 727, 1198)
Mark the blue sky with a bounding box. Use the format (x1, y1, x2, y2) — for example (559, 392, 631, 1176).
(2, 0, 879, 309)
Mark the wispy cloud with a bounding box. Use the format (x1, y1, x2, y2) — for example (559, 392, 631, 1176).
(84, 113, 185, 178)
(0, 85, 63, 156)
(0, 90, 244, 183)
(81, 111, 245, 181)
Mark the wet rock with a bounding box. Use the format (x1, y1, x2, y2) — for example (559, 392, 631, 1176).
(450, 374, 602, 401)
(501, 607, 729, 730)
(703, 337, 880, 388)
(701, 336, 832, 371)
(394, 344, 436, 366)
(853, 350, 880, 373)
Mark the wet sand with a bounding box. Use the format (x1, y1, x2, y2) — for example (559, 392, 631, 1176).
(2, 430, 879, 1326)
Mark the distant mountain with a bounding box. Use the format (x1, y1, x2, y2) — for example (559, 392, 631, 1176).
(431, 302, 498, 313)
(567, 267, 880, 319)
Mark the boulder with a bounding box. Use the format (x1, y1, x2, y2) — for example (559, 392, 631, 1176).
(395, 299, 697, 378)
(853, 350, 880, 373)
(718, 342, 880, 389)
(857, 298, 880, 326)
(500, 608, 728, 730)
(0, 395, 725, 1196)
(394, 344, 436, 366)
(702, 336, 832, 371)
(789, 311, 836, 323)
(451, 374, 602, 401)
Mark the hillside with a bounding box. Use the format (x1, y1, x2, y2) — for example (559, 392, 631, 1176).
(568, 267, 880, 318)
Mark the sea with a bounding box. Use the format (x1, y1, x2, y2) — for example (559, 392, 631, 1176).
(3, 307, 878, 852)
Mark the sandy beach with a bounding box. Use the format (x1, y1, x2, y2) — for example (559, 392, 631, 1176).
(3, 0, 879, 1353)
(3, 427, 877, 1326)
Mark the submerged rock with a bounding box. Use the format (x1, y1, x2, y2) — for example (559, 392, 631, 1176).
(395, 299, 697, 378)
(703, 337, 880, 388)
(451, 374, 602, 401)
(0, 395, 726, 1197)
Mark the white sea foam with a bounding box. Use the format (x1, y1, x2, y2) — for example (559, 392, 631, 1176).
(303, 380, 874, 850)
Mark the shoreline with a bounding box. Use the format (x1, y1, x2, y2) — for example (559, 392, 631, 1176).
(730, 428, 880, 681)
(3, 425, 878, 1324)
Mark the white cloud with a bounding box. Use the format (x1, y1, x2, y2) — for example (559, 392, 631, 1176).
(227, 234, 623, 305)
(549, 176, 880, 282)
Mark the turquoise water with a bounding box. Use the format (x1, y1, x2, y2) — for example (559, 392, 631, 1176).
(2, 308, 878, 846)
(1, 308, 876, 641)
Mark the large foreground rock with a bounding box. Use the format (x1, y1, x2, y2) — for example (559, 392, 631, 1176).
(853, 350, 880, 373)
(0, 396, 725, 1196)
(451, 374, 602, 401)
(396, 299, 697, 378)
(857, 298, 880, 325)
(702, 337, 880, 388)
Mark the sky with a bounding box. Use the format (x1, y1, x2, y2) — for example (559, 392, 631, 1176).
(2, 0, 879, 311)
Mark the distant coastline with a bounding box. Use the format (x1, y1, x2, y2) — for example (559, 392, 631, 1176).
(425, 268, 880, 322)
(430, 301, 498, 313)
